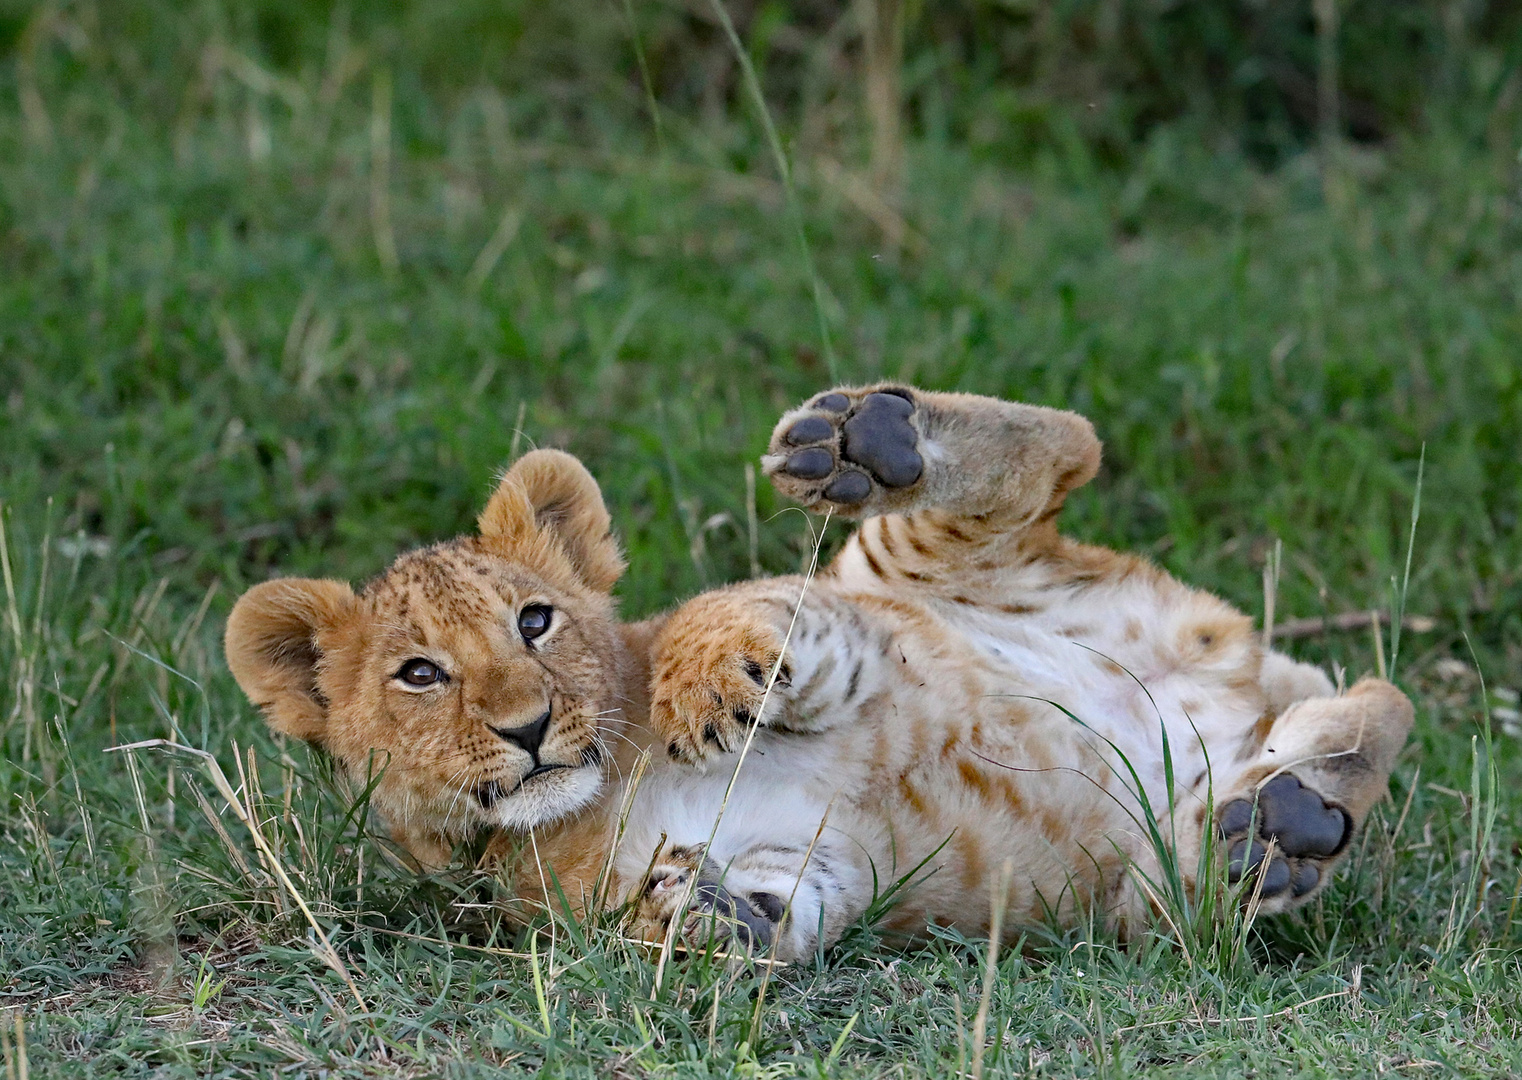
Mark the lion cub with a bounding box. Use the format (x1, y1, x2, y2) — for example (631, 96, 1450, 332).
(226, 386, 1413, 961)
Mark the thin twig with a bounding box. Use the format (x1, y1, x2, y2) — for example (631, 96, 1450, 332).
(1271, 610, 1435, 640)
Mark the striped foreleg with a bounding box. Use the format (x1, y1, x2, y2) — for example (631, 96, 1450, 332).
(648, 580, 894, 764)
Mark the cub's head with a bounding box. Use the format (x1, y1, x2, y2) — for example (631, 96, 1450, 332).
(225, 450, 630, 869)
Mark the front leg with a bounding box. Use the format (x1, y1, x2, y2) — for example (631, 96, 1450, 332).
(649, 585, 794, 764)
(650, 580, 884, 764)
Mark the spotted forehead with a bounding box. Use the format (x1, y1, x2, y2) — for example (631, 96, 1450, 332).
(361, 542, 551, 641)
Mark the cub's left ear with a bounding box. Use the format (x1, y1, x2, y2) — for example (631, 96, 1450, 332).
(477, 448, 626, 593)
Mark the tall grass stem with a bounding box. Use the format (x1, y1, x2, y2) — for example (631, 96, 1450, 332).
(704, 0, 837, 379)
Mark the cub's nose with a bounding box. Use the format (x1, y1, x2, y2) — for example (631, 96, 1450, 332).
(490, 709, 552, 757)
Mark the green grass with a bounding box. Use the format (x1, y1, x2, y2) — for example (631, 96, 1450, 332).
(3, 3, 1522, 1076)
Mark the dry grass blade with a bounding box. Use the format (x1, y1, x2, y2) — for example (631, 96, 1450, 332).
(465, 205, 523, 295)
(1, 1009, 29, 1080)
(16, 6, 53, 147)
(364, 925, 533, 960)
(620, 935, 787, 969)
(748, 799, 835, 1040)
(369, 68, 399, 278)
(812, 157, 926, 255)
(705, 507, 831, 844)
(595, 747, 653, 913)
(108, 739, 368, 1015)
(971, 860, 1013, 1080)
(1261, 537, 1281, 647)
(655, 508, 830, 996)
(858, 0, 905, 196)
(1113, 986, 1356, 1036)
(0, 500, 25, 654)
(703, 0, 836, 377)
(188, 780, 258, 886)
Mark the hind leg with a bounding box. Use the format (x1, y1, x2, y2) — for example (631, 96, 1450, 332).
(652, 385, 1105, 763)
(1211, 678, 1413, 909)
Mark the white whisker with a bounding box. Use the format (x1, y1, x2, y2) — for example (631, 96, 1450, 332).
(441, 764, 477, 829)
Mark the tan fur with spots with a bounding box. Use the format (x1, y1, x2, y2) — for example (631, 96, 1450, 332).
(623, 385, 1413, 957)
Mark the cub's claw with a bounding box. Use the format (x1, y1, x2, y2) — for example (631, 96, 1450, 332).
(649, 616, 792, 765)
(684, 882, 779, 953)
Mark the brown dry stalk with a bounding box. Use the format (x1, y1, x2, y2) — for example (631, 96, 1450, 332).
(1272, 610, 1436, 640)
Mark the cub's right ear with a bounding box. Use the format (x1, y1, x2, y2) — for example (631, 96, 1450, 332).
(224, 578, 357, 744)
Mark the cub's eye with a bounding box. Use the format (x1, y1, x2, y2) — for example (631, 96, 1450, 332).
(395, 659, 444, 687)
(518, 605, 553, 642)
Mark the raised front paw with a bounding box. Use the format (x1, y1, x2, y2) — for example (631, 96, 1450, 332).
(650, 603, 792, 765)
(762, 386, 925, 511)
(1217, 772, 1352, 904)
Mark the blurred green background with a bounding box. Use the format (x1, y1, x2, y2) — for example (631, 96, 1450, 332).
(2, 0, 1519, 647)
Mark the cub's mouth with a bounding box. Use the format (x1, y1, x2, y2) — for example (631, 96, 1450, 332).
(474, 763, 571, 809)
(469, 740, 607, 829)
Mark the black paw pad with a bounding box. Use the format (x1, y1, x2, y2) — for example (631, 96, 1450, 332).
(1226, 840, 1290, 897)
(748, 891, 785, 923)
(1258, 857, 1291, 897)
(1291, 862, 1320, 897)
(692, 882, 774, 949)
(782, 447, 834, 479)
(1218, 799, 1254, 838)
(1256, 774, 1351, 858)
(814, 393, 850, 412)
(823, 471, 872, 503)
(784, 417, 835, 445)
(841, 392, 922, 488)
(1227, 839, 1266, 882)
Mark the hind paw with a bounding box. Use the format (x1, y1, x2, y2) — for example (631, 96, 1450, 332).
(1217, 773, 1352, 903)
(764, 387, 924, 511)
(634, 851, 782, 957)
